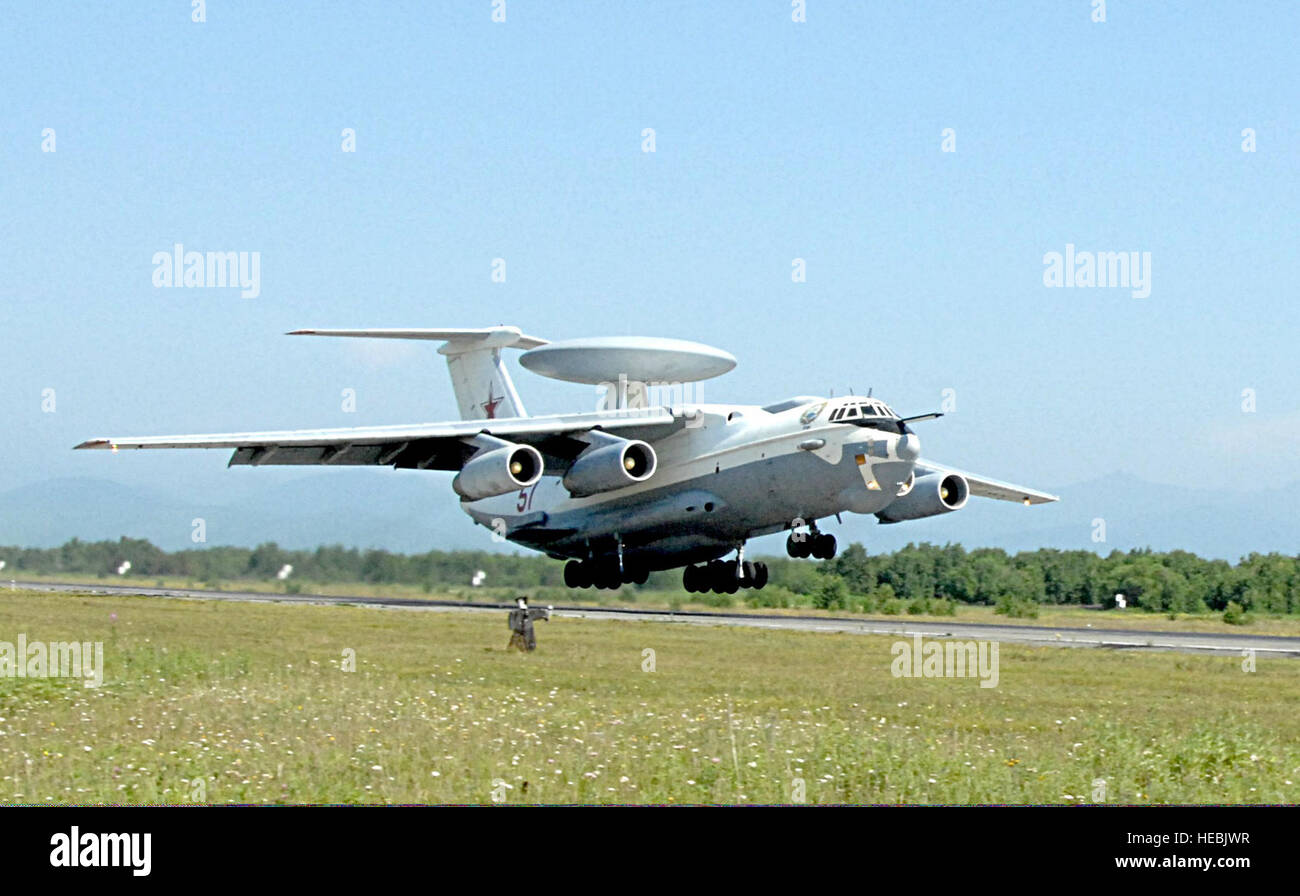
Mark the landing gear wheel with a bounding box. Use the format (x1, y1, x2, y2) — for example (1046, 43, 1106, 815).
(569, 560, 594, 588)
(704, 560, 724, 593)
(720, 561, 740, 595)
(786, 534, 811, 559)
(740, 560, 757, 588)
(682, 565, 700, 593)
(753, 561, 769, 589)
(811, 533, 837, 560)
(564, 560, 584, 588)
(591, 562, 619, 590)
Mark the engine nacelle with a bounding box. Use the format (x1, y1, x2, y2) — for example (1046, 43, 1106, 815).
(452, 442, 543, 500)
(875, 472, 968, 523)
(562, 437, 657, 497)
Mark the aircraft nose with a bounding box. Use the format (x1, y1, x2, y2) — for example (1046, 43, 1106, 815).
(895, 432, 921, 461)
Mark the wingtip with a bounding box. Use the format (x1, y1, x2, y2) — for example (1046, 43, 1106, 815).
(74, 439, 112, 450)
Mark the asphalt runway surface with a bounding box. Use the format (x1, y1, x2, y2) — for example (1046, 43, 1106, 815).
(11, 580, 1300, 658)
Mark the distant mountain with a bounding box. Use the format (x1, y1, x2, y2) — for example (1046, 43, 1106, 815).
(837, 472, 1296, 561)
(0, 471, 1292, 561)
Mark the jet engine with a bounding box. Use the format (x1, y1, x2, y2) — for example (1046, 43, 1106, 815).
(452, 441, 543, 500)
(875, 472, 968, 523)
(562, 435, 657, 497)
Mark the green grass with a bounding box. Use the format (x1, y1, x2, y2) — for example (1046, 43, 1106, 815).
(0, 588, 1297, 804)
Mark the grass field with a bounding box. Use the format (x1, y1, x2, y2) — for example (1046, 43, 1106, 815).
(1, 588, 1297, 804)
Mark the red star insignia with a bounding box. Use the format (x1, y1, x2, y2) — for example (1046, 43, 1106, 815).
(481, 386, 503, 419)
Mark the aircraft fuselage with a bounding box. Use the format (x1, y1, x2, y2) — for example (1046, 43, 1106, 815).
(462, 400, 916, 568)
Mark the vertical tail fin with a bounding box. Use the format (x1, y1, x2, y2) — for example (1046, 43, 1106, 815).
(287, 327, 547, 420)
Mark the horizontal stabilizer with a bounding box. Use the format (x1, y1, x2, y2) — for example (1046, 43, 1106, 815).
(287, 327, 548, 353)
(288, 326, 548, 420)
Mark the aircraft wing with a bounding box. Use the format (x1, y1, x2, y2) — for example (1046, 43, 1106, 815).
(914, 461, 1059, 505)
(74, 409, 686, 473)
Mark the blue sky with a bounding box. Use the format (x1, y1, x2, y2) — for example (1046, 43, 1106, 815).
(3, 2, 1298, 513)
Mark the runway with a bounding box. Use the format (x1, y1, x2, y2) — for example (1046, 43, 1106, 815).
(11, 580, 1300, 658)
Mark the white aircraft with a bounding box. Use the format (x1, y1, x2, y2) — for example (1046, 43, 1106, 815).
(77, 327, 1057, 593)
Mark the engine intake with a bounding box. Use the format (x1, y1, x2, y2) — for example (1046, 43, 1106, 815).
(453, 441, 543, 500)
(563, 436, 657, 497)
(875, 472, 968, 523)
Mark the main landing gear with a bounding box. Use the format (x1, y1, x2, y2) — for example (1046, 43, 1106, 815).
(786, 526, 836, 560)
(682, 544, 769, 594)
(682, 559, 769, 594)
(563, 557, 649, 590)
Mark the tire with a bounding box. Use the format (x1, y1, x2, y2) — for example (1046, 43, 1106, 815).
(701, 561, 718, 593)
(682, 565, 698, 593)
(564, 560, 582, 588)
(740, 561, 757, 588)
(720, 561, 740, 595)
(573, 561, 593, 588)
(817, 534, 837, 559)
(753, 562, 769, 589)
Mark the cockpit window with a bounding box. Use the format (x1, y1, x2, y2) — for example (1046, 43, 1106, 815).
(828, 400, 900, 430)
(829, 401, 902, 433)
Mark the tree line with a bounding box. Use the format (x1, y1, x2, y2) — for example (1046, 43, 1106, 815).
(3, 538, 1297, 617)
